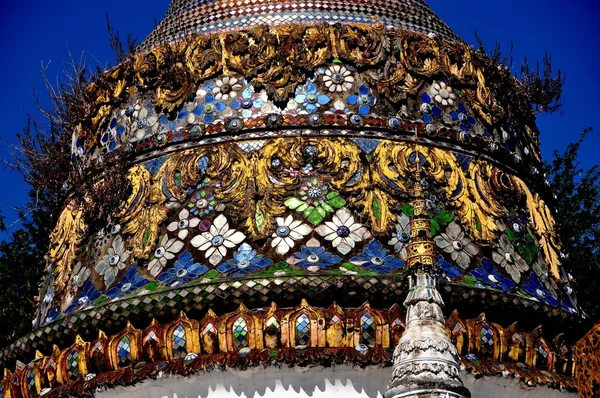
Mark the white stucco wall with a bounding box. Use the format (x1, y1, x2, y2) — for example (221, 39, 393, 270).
(94, 365, 576, 398)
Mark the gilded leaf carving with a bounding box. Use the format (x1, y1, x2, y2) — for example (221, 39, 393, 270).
(48, 200, 87, 292)
(118, 165, 167, 259)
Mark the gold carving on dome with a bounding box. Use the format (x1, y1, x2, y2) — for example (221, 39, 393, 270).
(224, 26, 277, 76)
(336, 24, 389, 66)
(118, 165, 167, 259)
(185, 34, 223, 80)
(155, 43, 197, 112)
(516, 179, 561, 278)
(48, 200, 87, 292)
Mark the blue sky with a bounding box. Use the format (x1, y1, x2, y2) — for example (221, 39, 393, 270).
(0, 0, 598, 235)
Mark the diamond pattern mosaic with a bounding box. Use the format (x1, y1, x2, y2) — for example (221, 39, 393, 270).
(139, 0, 462, 52)
(360, 313, 376, 346)
(295, 314, 311, 346)
(117, 336, 132, 367)
(66, 350, 79, 380)
(232, 317, 249, 350)
(27, 367, 36, 396)
(480, 325, 494, 356)
(265, 316, 280, 329)
(172, 326, 187, 358)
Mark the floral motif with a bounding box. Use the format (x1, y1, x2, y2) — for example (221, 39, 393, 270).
(531, 256, 558, 300)
(193, 81, 226, 123)
(290, 243, 342, 271)
(188, 189, 216, 216)
(439, 256, 463, 280)
(322, 65, 354, 92)
(434, 221, 479, 269)
(106, 267, 148, 300)
(271, 215, 313, 255)
(148, 234, 185, 277)
(315, 208, 371, 255)
(350, 241, 404, 274)
(388, 213, 411, 260)
(71, 262, 90, 288)
(347, 84, 375, 116)
(234, 87, 273, 118)
(294, 82, 330, 113)
(450, 103, 477, 132)
(212, 76, 242, 101)
(470, 258, 516, 292)
(167, 208, 201, 240)
(95, 235, 130, 287)
(284, 179, 346, 225)
(191, 214, 245, 265)
(429, 81, 456, 106)
(492, 235, 529, 283)
(217, 243, 272, 276)
(65, 281, 101, 314)
(157, 251, 208, 286)
(522, 272, 558, 307)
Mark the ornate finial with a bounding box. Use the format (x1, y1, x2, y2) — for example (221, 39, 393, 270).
(386, 145, 470, 398)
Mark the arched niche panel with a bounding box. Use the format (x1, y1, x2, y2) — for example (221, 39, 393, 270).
(348, 303, 389, 348)
(142, 319, 162, 362)
(281, 299, 325, 348)
(107, 322, 142, 369)
(57, 336, 89, 384)
(199, 309, 220, 354)
(219, 304, 263, 352)
(445, 310, 467, 356)
(263, 303, 282, 349)
(325, 303, 345, 348)
(89, 331, 108, 374)
(160, 312, 200, 359)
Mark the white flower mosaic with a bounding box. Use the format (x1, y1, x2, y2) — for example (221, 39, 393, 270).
(148, 234, 184, 277)
(95, 235, 130, 286)
(315, 208, 371, 255)
(271, 215, 313, 255)
(323, 65, 354, 92)
(167, 208, 201, 240)
(191, 214, 246, 265)
(430, 81, 456, 106)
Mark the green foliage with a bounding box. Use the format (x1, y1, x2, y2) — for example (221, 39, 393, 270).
(544, 127, 600, 320)
(0, 189, 57, 348)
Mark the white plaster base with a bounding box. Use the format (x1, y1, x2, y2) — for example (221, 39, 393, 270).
(94, 365, 576, 398)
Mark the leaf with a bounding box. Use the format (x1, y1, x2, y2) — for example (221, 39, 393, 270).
(402, 204, 414, 217)
(204, 270, 219, 279)
(504, 229, 516, 242)
(518, 244, 533, 264)
(284, 197, 304, 210)
(433, 210, 453, 225)
(297, 202, 309, 212)
(93, 296, 108, 306)
(316, 206, 326, 217)
(430, 218, 440, 236)
(327, 193, 346, 209)
(321, 202, 334, 213)
(308, 208, 324, 225)
(373, 197, 382, 220)
(145, 281, 158, 291)
(143, 227, 151, 245)
(255, 204, 265, 233)
(326, 191, 339, 200)
(303, 205, 315, 218)
(475, 216, 483, 233)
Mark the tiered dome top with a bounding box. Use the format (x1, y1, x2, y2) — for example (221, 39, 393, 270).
(139, 0, 462, 51)
(3, 0, 582, 386)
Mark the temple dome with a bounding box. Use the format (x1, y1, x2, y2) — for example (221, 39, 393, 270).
(138, 0, 462, 51)
(0, 0, 586, 397)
